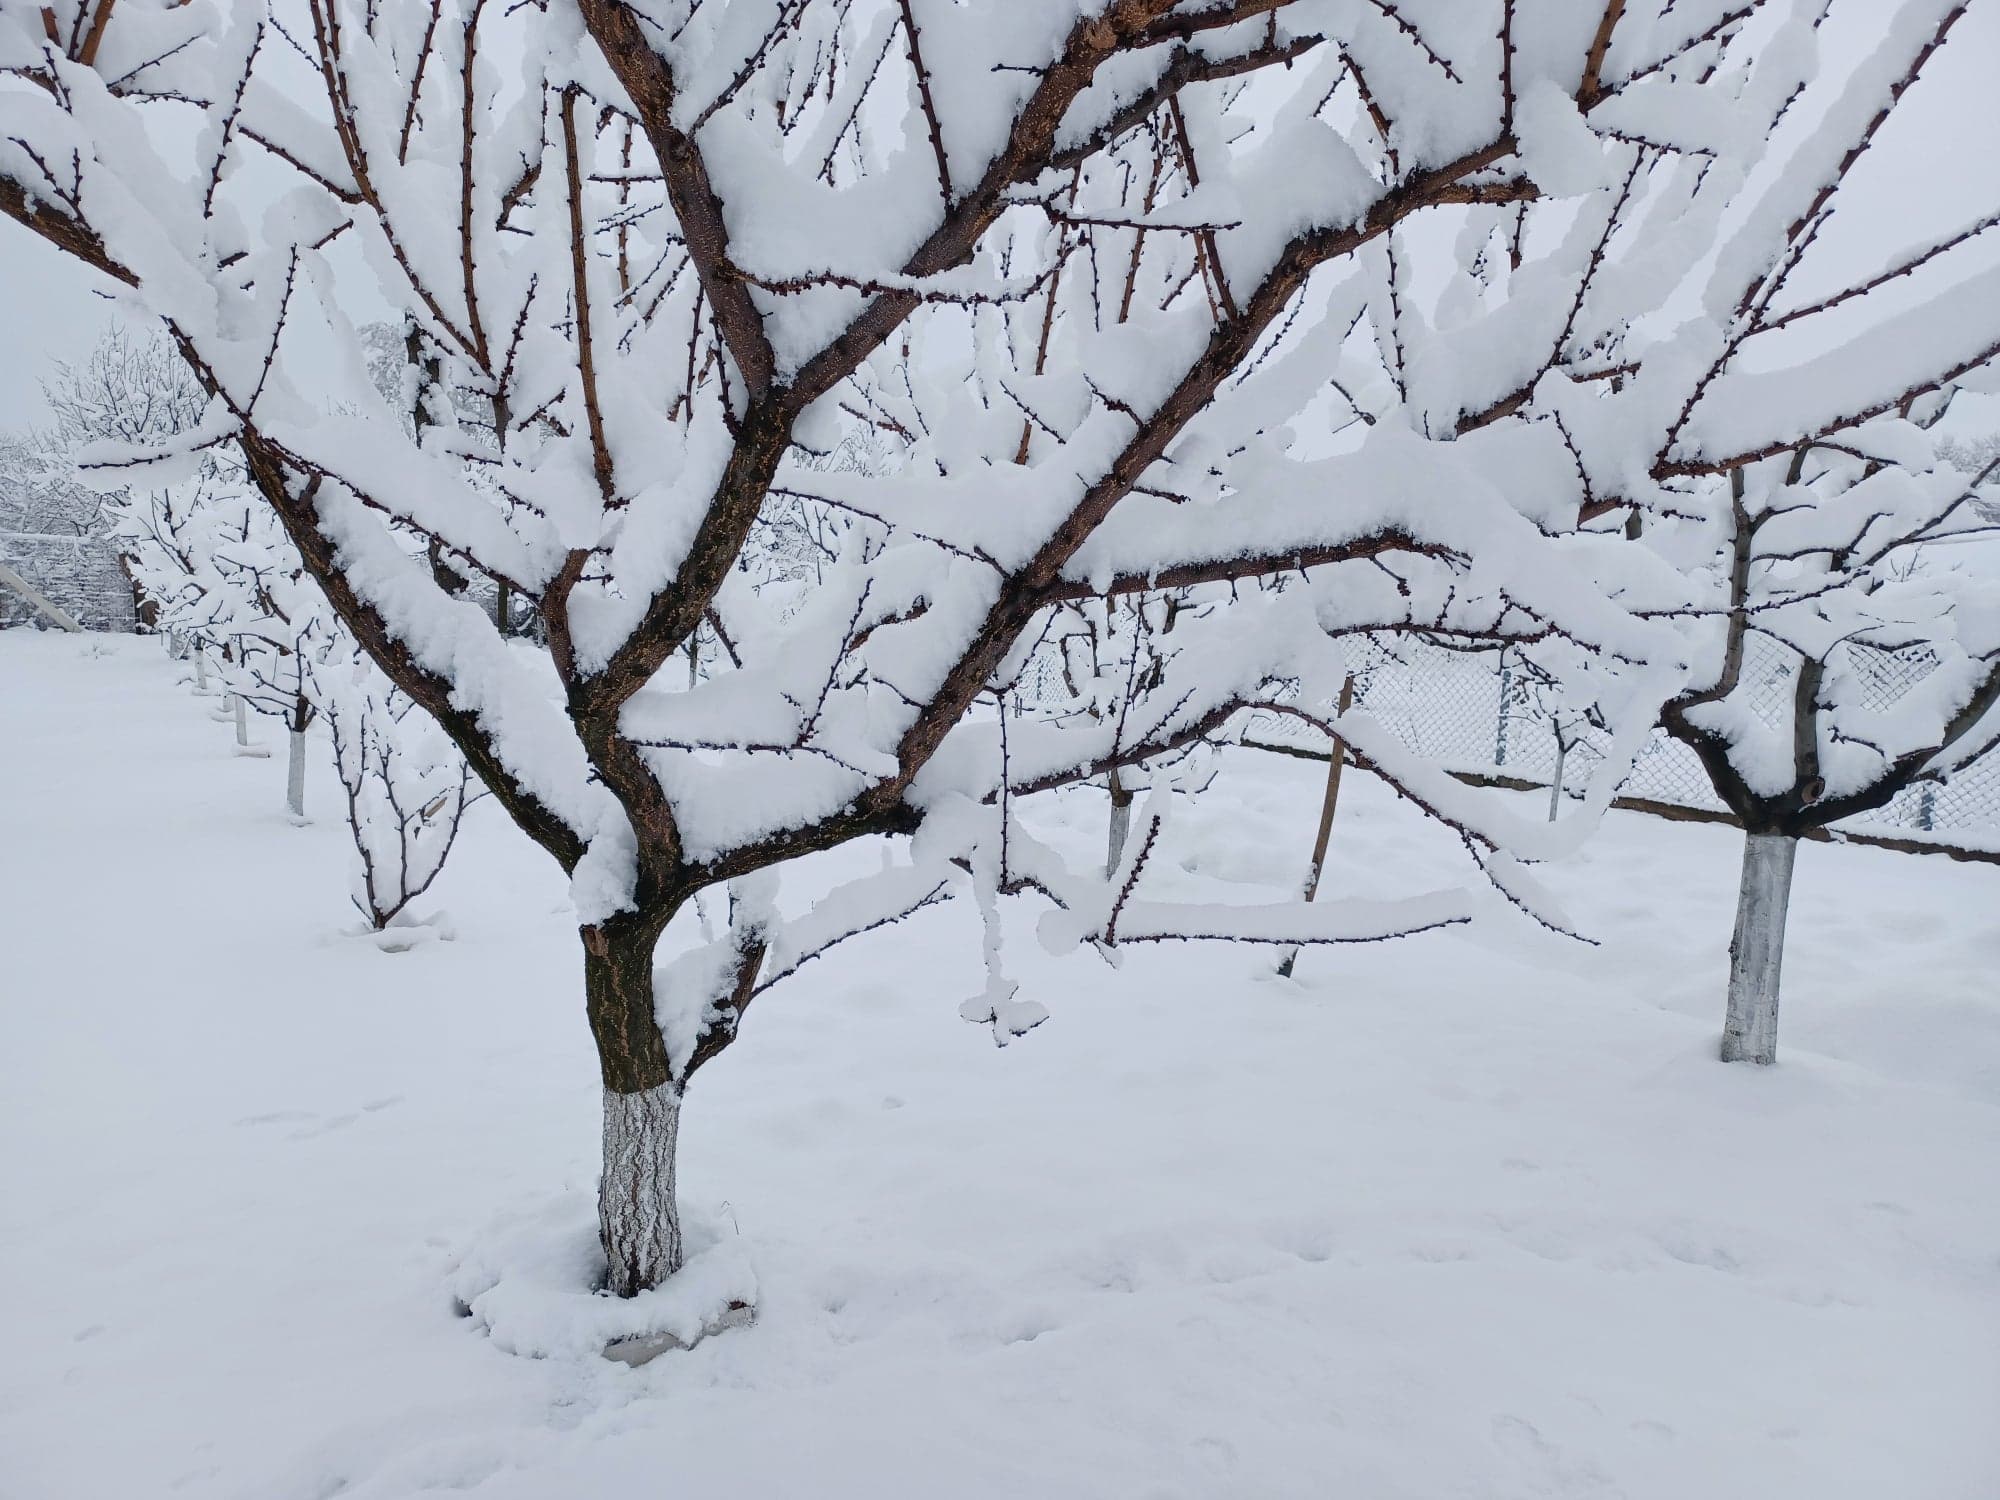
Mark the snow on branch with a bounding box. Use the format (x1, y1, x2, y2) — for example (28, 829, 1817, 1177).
(4, 0, 1982, 1090)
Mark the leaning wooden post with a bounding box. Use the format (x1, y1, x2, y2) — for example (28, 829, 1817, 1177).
(1276, 672, 1357, 980)
(1548, 717, 1571, 822)
(0, 558, 83, 633)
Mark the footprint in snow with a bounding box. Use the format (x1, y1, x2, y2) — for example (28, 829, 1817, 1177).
(287, 1113, 360, 1140)
(234, 1109, 314, 1127)
(239, 1099, 399, 1136)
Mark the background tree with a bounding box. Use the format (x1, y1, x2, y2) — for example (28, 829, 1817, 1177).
(1652, 425, 2000, 1064)
(3, 327, 210, 626)
(1594, 10, 2000, 1064)
(100, 437, 339, 813)
(321, 655, 481, 940)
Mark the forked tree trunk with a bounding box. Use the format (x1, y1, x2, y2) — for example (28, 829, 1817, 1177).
(1721, 831, 1798, 1065)
(586, 920, 683, 1297)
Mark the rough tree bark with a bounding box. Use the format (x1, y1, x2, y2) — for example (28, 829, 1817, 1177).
(1720, 832, 1798, 1065)
(584, 915, 683, 1296)
(600, 1081, 683, 1299)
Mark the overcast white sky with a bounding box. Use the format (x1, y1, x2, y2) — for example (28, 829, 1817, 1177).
(2, 1, 1997, 429)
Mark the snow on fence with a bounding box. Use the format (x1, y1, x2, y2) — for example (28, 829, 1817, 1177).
(1249, 636, 2000, 855)
(0, 530, 136, 633)
(1021, 635, 1999, 858)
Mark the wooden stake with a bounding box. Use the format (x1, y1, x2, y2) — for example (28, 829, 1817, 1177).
(1276, 673, 1356, 980)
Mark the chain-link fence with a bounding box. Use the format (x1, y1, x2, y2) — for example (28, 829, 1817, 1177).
(0, 529, 137, 632)
(1232, 635, 2000, 854)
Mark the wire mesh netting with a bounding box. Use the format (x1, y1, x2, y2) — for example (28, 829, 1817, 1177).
(1032, 632, 1999, 854)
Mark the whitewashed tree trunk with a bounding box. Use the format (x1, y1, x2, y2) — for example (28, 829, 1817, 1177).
(193, 649, 209, 692)
(287, 729, 308, 819)
(1721, 832, 1798, 1065)
(1105, 771, 1133, 879)
(1548, 732, 1568, 823)
(233, 695, 250, 748)
(600, 1082, 684, 1298)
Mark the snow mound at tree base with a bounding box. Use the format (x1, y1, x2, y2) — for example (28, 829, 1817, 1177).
(448, 1192, 757, 1364)
(357, 908, 456, 953)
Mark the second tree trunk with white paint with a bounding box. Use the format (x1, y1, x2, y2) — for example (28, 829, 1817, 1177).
(1721, 832, 1798, 1065)
(1105, 772, 1133, 878)
(287, 729, 307, 819)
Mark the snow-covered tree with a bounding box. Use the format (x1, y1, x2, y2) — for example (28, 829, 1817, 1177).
(321, 656, 480, 938)
(6, 0, 1966, 1297)
(1650, 423, 2000, 1065)
(1595, 11, 2000, 1065)
(0, 432, 105, 538)
(1023, 592, 1201, 874)
(3, 327, 214, 627)
(95, 396, 340, 814)
(1938, 431, 2000, 523)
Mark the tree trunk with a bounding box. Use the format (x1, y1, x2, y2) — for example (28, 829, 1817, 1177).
(287, 729, 308, 819)
(233, 694, 250, 748)
(586, 921, 683, 1297)
(194, 649, 209, 692)
(601, 1081, 683, 1298)
(286, 692, 315, 818)
(1721, 831, 1797, 1065)
(1105, 770, 1134, 878)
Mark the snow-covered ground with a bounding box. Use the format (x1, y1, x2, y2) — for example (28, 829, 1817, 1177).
(3, 631, 1997, 1500)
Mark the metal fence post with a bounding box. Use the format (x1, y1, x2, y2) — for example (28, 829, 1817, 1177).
(1494, 648, 1512, 768)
